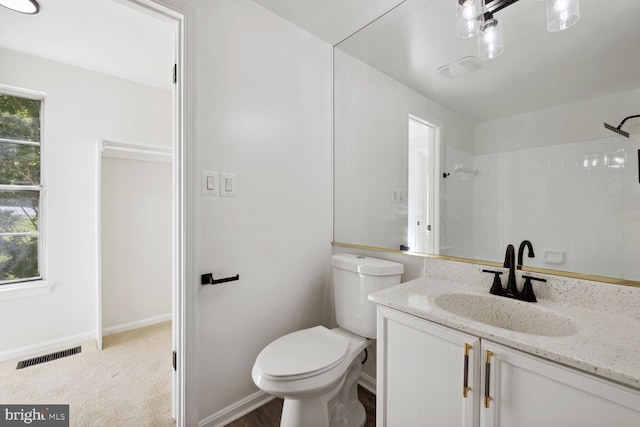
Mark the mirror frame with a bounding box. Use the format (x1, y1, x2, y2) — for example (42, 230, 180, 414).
(332, 242, 640, 287)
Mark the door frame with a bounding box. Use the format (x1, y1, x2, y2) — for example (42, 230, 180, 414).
(407, 114, 441, 254)
(94, 1, 198, 425)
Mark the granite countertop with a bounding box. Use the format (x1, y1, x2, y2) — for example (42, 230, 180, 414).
(369, 275, 640, 390)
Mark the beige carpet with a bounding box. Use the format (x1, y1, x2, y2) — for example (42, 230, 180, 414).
(0, 322, 174, 427)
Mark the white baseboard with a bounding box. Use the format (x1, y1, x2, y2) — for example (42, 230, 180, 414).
(358, 371, 377, 395)
(0, 314, 172, 362)
(199, 390, 274, 427)
(0, 331, 95, 362)
(198, 372, 376, 427)
(102, 313, 171, 337)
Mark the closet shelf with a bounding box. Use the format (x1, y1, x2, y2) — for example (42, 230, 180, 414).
(101, 138, 172, 163)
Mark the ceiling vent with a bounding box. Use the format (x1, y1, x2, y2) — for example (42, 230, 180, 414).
(437, 56, 483, 78)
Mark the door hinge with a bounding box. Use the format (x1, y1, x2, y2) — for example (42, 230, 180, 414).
(173, 350, 177, 371)
(173, 64, 177, 84)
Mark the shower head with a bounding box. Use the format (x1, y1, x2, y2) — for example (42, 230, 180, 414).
(604, 122, 629, 138)
(604, 114, 640, 138)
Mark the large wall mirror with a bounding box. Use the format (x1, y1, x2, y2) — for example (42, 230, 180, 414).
(333, 0, 640, 285)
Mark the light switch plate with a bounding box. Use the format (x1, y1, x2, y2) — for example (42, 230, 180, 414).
(391, 188, 405, 202)
(220, 173, 236, 197)
(201, 171, 219, 196)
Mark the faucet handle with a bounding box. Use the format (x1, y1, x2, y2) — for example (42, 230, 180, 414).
(520, 275, 547, 302)
(482, 269, 505, 296)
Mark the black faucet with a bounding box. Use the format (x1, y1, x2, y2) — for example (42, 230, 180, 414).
(482, 243, 545, 302)
(503, 244, 518, 297)
(517, 240, 535, 270)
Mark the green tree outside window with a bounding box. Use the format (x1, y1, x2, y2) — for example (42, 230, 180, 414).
(0, 93, 42, 283)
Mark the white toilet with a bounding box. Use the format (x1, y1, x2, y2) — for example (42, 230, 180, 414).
(251, 253, 403, 427)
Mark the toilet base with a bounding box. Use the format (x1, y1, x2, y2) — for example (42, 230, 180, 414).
(330, 399, 366, 427)
(280, 353, 366, 427)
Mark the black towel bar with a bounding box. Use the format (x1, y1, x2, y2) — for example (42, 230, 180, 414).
(201, 273, 239, 286)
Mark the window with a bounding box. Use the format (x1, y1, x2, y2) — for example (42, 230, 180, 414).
(0, 90, 43, 285)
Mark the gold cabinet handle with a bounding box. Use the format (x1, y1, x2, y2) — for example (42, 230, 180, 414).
(484, 350, 493, 408)
(463, 343, 472, 398)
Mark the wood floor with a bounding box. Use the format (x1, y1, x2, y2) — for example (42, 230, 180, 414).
(226, 385, 375, 427)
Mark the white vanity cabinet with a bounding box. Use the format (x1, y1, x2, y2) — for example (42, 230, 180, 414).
(377, 306, 640, 427)
(481, 340, 640, 427)
(377, 306, 481, 427)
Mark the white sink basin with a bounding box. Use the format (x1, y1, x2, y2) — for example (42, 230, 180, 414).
(432, 293, 577, 337)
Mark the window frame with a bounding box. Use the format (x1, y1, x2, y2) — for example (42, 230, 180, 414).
(0, 84, 47, 287)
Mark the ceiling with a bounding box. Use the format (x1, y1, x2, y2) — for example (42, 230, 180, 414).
(0, 0, 175, 90)
(251, 0, 406, 45)
(336, 0, 640, 122)
(0, 0, 404, 91)
(3, 0, 633, 124)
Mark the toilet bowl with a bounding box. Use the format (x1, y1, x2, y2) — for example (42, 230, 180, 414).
(252, 326, 368, 427)
(252, 254, 404, 427)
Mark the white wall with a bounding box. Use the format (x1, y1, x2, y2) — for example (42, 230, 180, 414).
(475, 89, 640, 155)
(101, 157, 172, 330)
(0, 48, 172, 356)
(194, 0, 333, 421)
(334, 49, 475, 252)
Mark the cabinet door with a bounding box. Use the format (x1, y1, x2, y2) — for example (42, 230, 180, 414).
(481, 340, 640, 427)
(377, 306, 480, 427)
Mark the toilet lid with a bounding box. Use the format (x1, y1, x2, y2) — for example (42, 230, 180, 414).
(255, 326, 349, 379)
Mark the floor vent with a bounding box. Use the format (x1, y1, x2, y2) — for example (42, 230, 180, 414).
(16, 346, 82, 370)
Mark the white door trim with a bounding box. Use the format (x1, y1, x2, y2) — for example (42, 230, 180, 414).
(95, 138, 103, 352)
(407, 115, 441, 254)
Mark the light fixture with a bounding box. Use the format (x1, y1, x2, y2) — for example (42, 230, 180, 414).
(457, 0, 579, 60)
(546, 0, 580, 32)
(478, 11, 503, 60)
(0, 0, 39, 14)
(457, 0, 482, 38)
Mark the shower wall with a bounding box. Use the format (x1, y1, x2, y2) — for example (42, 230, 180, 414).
(474, 137, 640, 280)
(472, 88, 640, 281)
(441, 145, 475, 259)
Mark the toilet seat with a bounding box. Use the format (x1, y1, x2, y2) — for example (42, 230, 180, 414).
(254, 326, 349, 381)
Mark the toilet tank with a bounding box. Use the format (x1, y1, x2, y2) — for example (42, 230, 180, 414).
(331, 254, 403, 338)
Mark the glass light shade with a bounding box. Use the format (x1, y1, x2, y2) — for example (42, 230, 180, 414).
(546, 0, 580, 32)
(478, 18, 504, 60)
(0, 0, 39, 14)
(456, 0, 482, 38)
